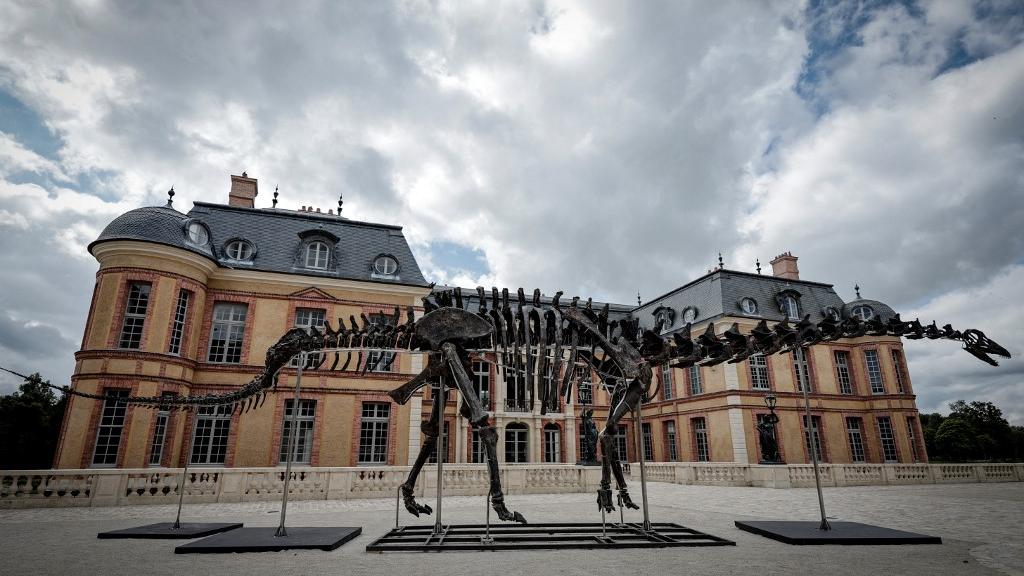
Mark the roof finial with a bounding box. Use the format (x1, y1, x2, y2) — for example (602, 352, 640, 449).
(272, 185, 278, 208)
(855, 283, 861, 299)
(755, 258, 761, 274)
(241, 171, 248, 178)
(718, 252, 724, 269)
(337, 193, 344, 217)
(637, 291, 642, 306)
(165, 186, 175, 208)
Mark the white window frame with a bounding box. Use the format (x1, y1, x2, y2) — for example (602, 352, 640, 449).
(692, 418, 709, 462)
(207, 303, 247, 364)
(373, 255, 398, 275)
(186, 222, 209, 246)
(891, 349, 907, 393)
(118, 282, 151, 349)
(688, 365, 702, 395)
(661, 364, 674, 400)
(505, 423, 528, 463)
(305, 241, 330, 269)
(279, 399, 316, 464)
(167, 289, 191, 356)
(783, 295, 800, 320)
(846, 417, 866, 462)
(665, 420, 678, 462)
(803, 415, 825, 462)
(852, 305, 874, 321)
(472, 360, 490, 407)
(793, 348, 811, 392)
(543, 424, 561, 463)
(834, 350, 853, 394)
(290, 308, 326, 367)
(741, 298, 758, 314)
(612, 425, 629, 462)
(148, 393, 177, 467)
(358, 403, 390, 464)
(225, 240, 253, 261)
(191, 405, 232, 466)
(641, 422, 654, 461)
(877, 416, 899, 462)
(749, 353, 770, 390)
(92, 390, 129, 467)
(864, 349, 885, 394)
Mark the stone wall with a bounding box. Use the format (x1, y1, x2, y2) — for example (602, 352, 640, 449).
(2, 462, 1020, 509)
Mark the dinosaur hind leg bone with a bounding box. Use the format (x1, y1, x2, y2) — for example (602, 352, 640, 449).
(597, 381, 643, 514)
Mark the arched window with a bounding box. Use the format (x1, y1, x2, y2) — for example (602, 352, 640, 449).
(225, 240, 253, 261)
(783, 295, 800, 320)
(305, 241, 330, 269)
(741, 298, 758, 314)
(505, 423, 528, 463)
(373, 255, 398, 275)
(185, 222, 209, 246)
(852, 305, 874, 321)
(543, 423, 561, 463)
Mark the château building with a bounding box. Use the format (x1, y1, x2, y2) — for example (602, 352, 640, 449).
(54, 174, 926, 471)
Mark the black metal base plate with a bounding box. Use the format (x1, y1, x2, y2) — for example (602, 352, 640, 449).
(366, 522, 735, 552)
(97, 522, 243, 539)
(734, 521, 941, 545)
(175, 526, 362, 554)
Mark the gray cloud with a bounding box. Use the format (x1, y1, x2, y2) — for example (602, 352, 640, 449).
(0, 1, 1020, 421)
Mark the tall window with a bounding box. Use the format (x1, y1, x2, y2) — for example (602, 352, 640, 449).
(167, 290, 191, 356)
(783, 295, 800, 320)
(749, 354, 770, 390)
(118, 282, 151, 349)
(472, 361, 491, 408)
(877, 417, 899, 462)
(793, 348, 811, 393)
(891, 350, 907, 393)
(471, 429, 485, 463)
(864, 350, 885, 394)
(504, 357, 528, 412)
(207, 303, 247, 363)
(906, 417, 921, 462)
(665, 420, 678, 462)
(358, 403, 391, 464)
(191, 405, 232, 465)
(543, 423, 561, 463)
(641, 423, 654, 461)
(803, 415, 825, 462)
(367, 350, 396, 372)
(692, 418, 709, 462)
(291, 308, 325, 367)
(576, 365, 593, 405)
(148, 392, 177, 466)
(279, 399, 316, 464)
(661, 364, 675, 400)
(612, 425, 629, 462)
(505, 423, 528, 463)
(688, 366, 702, 395)
(305, 241, 330, 269)
(427, 421, 450, 463)
(834, 351, 853, 395)
(846, 417, 866, 462)
(92, 390, 128, 466)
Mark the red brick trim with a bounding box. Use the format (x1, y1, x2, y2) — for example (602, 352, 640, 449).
(350, 394, 398, 465)
(198, 294, 257, 365)
(80, 382, 136, 469)
(688, 415, 709, 462)
(106, 273, 162, 351)
(798, 412, 830, 463)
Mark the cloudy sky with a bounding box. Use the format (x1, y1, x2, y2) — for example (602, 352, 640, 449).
(0, 0, 1021, 422)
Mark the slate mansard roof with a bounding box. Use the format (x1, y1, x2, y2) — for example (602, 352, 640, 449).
(91, 202, 429, 287)
(632, 268, 894, 335)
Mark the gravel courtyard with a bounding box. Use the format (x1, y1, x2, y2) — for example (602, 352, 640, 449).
(1, 482, 1021, 576)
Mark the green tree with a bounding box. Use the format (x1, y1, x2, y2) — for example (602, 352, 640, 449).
(948, 400, 1014, 460)
(0, 372, 67, 469)
(933, 418, 976, 462)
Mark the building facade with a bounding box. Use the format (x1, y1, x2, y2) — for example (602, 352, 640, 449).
(54, 175, 927, 470)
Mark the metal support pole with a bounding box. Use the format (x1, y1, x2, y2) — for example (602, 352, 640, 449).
(395, 485, 401, 529)
(617, 493, 624, 525)
(633, 400, 651, 532)
(797, 346, 831, 531)
(481, 492, 493, 544)
(432, 375, 446, 536)
(172, 413, 198, 530)
(276, 353, 304, 538)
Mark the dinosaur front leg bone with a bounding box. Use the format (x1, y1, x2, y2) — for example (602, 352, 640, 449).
(399, 384, 444, 517)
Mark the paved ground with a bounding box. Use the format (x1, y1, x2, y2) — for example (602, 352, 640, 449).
(1, 482, 1021, 576)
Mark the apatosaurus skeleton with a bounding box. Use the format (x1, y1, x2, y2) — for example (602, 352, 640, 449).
(52, 286, 1011, 525)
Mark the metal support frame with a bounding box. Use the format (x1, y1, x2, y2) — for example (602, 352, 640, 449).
(276, 352, 304, 538)
(172, 416, 197, 530)
(796, 345, 831, 531)
(633, 399, 652, 532)
(431, 372, 446, 537)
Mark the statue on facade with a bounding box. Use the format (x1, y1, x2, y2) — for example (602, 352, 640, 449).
(578, 409, 600, 465)
(756, 413, 782, 464)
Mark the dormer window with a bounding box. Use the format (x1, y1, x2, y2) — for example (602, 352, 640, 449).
(373, 255, 398, 275)
(185, 222, 209, 246)
(681, 306, 699, 323)
(852, 305, 874, 321)
(225, 240, 254, 262)
(741, 298, 758, 314)
(782, 295, 799, 320)
(305, 242, 330, 269)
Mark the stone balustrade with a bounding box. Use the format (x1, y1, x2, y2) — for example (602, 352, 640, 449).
(2, 462, 1020, 508)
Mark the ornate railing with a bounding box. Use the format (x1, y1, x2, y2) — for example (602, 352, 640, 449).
(2, 462, 1020, 508)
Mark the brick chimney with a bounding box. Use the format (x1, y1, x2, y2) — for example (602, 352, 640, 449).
(770, 251, 799, 280)
(229, 172, 258, 208)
